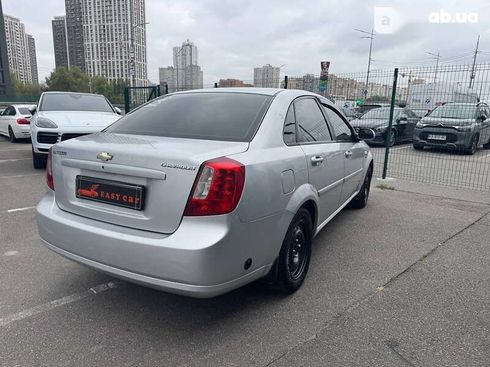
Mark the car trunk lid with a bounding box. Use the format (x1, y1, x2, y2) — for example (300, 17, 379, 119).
(52, 132, 249, 234)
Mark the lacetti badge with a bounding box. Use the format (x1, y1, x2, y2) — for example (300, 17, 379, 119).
(97, 152, 113, 161)
(161, 162, 197, 171)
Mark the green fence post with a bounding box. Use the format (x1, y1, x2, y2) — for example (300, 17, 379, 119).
(382, 68, 399, 179)
(124, 87, 130, 114)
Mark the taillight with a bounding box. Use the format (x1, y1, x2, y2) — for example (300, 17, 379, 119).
(184, 157, 245, 216)
(16, 117, 30, 125)
(46, 148, 54, 190)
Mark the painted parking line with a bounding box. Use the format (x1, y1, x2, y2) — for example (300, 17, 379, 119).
(0, 158, 31, 163)
(390, 145, 412, 151)
(0, 147, 31, 151)
(477, 153, 490, 160)
(0, 281, 120, 328)
(0, 173, 43, 179)
(6, 206, 36, 213)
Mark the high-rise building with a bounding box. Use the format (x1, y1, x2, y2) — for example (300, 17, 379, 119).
(27, 34, 38, 85)
(159, 66, 176, 92)
(52, 16, 69, 69)
(0, 0, 12, 95)
(172, 40, 203, 91)
(3, 14, 32, 84)
(253, 64, 280, 88)
(65, 0, 85, 71)
(80, 0, 148, 86)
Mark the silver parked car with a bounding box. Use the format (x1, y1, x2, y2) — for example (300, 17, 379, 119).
(37, 88, 374, 298)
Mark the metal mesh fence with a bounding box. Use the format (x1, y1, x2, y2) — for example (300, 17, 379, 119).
(309, 63, 490, 191)
(130, 64, 490, 191)
(385, 64, 490, 191)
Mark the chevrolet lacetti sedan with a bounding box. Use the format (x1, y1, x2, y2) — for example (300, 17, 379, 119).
(36, 88, 374, 298)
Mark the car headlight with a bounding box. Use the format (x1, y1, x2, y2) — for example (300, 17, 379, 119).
(455, 126, 471, 132)
(416, 121, 425, 128)
(35, 117, 58, 128)
(375, 126, 387, 132)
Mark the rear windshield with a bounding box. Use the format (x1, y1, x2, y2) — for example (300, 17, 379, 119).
(430, 105, 477, 119)
(18, 107, 31, 115)
(40, 94, 114, 113)
(361, 107, 399, 119)
(106, 92, 272, 142)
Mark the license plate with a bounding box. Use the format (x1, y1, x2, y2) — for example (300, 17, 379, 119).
(76, 176, 145, 210)
(428, 134, 446, 141)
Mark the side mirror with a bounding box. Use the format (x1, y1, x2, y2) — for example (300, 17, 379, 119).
(114, 107, 122, 115)
(28, 105, 37, 114)
(397, 116, 408, 123)
(357, 128, 375, 140)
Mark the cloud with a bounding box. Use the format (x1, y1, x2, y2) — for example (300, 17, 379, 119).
(3, 0, 490, 85)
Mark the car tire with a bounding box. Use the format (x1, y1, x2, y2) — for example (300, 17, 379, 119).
(465, 135, 478, 155)
(8, 126, 18, 143)
(413, 143, 424, 151)
(387, 130, 395, 147)
(32, 148, 47, 169)
(349, 165, 373, 209)
(483, 138, 490, 149)
(273, 207, 313, 294)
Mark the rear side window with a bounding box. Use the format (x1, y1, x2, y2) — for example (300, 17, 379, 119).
(283, 105, 296, 145)
(294, 98, 332, 143)
(18, 107, 31, 115)
(107, 93, 272, 142)
(322, 105, 353, 141)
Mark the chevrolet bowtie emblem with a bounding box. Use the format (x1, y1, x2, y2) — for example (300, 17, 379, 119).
(97, 152, 113, 162)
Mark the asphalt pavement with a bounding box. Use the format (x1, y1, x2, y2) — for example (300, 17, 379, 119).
(0, 136, 489, 366)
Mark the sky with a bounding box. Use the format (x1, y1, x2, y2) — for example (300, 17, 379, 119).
(2, 0, 490, 86)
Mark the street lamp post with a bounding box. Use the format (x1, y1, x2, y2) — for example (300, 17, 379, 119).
(130, 21, 149, 87)
(355, 28, 375, 100)
(426, 51, 440, 83)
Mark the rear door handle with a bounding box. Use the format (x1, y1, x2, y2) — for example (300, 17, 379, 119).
(345, 150, 353, 159)
(311, 156, 324, 165)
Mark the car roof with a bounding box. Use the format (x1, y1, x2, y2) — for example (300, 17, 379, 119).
(174, 87, 283, 96)
(442, 102, 479, 106)
(42, 91, 104, 97)
(10, 104, 32, 108)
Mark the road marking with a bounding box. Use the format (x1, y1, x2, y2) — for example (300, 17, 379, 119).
(477, 153, 490, 160)
(0, 158, 31, 163)
(390, 145, 412, 151)
(0, 173, 43, 179)
(7, 206, 36, 213)
(0, 147, 31, 151)
(3, 250, 19, 256)
(0, 281, 120, 328)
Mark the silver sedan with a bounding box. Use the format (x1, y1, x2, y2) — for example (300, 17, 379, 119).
(37, 88, 374, 298)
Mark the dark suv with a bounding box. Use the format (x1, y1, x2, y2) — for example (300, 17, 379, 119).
(412, 102, 490, 155)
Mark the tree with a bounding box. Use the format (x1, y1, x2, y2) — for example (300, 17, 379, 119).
(90, 76, 128, 104)
(45, 66, 90, 92)
(44, 67, 128, 105)
(10, 74, 43, 98)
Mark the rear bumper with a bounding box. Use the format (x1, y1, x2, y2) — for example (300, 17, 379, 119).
(413, 128, 472, 149)
(12, 124, 31, 138)
(36, 191, 276, 298)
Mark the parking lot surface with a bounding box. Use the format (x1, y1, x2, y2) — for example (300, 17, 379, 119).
(1, 136, 489, 366)
(371, 144, 490, 191)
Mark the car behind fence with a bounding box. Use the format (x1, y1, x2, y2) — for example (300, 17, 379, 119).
(2, 63, 489, 191)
